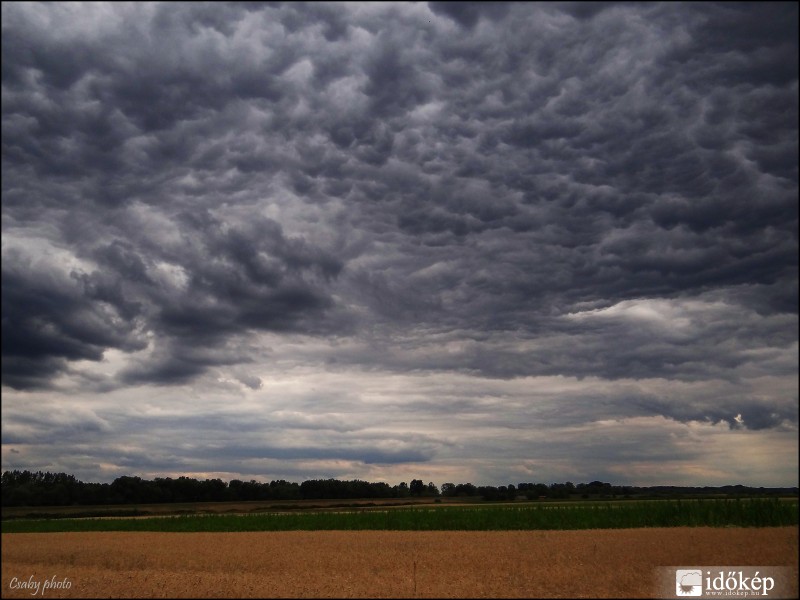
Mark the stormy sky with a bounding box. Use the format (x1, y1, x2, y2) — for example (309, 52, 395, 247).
(2, 2, 797, 487)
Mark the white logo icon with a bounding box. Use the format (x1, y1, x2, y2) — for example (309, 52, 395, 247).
(676, 570, 703, 596)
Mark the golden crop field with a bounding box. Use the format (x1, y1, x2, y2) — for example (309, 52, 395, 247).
(2, 527, 797, 598)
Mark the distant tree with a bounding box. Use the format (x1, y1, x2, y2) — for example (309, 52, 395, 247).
(8, 484, 34, 507)
(479, 485, 501, 501)
(455, 482, 477, 497)
(227, 479, 244, 501)
(111, 476, 145, 504)
(200, 478, 227, 502)
(43, 483, 69, 506)
(548, 483, 571, 499)
(269, 479, 301, 500)
(506, 484, 517, 500)
(3, 470, 798, 508)
(534, 483, 549, 497)
(410, 479, 425, 496)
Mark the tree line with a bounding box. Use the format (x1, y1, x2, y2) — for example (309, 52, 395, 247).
(1, 470, 796, 507)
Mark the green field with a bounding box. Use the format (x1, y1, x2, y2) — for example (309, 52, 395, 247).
(3, 498, 797, 533)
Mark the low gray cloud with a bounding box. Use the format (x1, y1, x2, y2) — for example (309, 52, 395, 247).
(1, 2, 796, 486)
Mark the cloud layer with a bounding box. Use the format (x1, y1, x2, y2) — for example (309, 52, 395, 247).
(2, 2, 797, 486)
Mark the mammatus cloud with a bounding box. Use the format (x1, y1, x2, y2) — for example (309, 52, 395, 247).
(2, 2, 797, 486)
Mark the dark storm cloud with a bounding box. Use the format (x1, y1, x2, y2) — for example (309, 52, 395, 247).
(1, 0, 797, 456)
(149, 214, 342, 337)
(3, 208, 343, 387)
(428, 2, 513, 29)
(1, 251, 148, 389)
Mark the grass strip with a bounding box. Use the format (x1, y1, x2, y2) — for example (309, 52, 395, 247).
(2, 499, 796, 533)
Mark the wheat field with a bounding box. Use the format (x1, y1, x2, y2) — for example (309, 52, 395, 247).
(2, 527, 797, 598)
